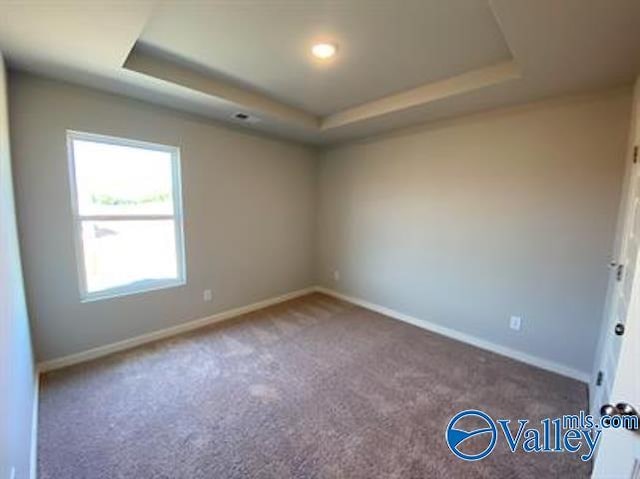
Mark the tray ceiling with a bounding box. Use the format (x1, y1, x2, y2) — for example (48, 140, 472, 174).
(0, 0, 639, 145)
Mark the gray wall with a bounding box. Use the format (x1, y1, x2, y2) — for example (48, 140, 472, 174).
(10, 72, 318, 362)
(317, 90, 631, 375)
(0, 57, 35, 479)
(8, 69, 631, 380)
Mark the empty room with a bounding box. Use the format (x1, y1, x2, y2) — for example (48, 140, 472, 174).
(2, 1, 640, 478)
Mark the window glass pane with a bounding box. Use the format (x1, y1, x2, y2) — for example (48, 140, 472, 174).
(72, 139, 174, 216)
(81, 220, 180, 294)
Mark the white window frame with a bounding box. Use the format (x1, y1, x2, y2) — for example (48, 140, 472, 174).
(66, 130, 186, 302)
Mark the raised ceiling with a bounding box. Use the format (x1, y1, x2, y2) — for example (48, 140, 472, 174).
(1, 0, 639, 145)
(137, 0, 512, 115)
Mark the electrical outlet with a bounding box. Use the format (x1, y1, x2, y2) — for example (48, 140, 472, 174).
(333, 270, 340, 282)
(203, 289, 212, 302)
(510, 316, 522, 331)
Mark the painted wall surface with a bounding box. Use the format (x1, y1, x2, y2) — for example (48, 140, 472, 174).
(9, 72, 318, 361)
(317, 90, 631, 375)
(0, 56, 35, 479)
(8, 67, 632, 382)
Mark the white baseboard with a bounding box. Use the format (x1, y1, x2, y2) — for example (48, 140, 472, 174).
(316, 286, 590, 383)
(37, 283, 590, 385)
(30, 370, 39, 479)
(38, 287, 316, 372)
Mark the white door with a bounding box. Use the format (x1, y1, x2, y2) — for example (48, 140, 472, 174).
(592, 79, 640, 478)
(592, 246, 640, 477)
(592, 81, 640, 419)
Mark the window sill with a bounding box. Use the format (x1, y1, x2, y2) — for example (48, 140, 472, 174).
(80, 278, 186, 303)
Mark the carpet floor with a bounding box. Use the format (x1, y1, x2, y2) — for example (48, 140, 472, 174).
(38, 293, 590, 478)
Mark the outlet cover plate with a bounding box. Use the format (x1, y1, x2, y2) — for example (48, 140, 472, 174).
(510, 316, 522, 331)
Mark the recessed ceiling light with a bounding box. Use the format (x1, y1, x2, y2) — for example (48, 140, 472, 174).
(311, 43, 337, 60)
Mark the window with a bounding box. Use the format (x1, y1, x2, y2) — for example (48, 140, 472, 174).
(67, 131, 185, 301)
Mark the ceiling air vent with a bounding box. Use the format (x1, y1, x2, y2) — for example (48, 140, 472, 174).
(233, 112, 260, 123)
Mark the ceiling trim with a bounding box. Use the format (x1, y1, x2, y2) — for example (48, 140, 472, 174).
(125, 46, 521, 134)
(120, 1, 522, 135)
(321, 60, 521, 130)
(120, 0, 527, 136)
(3, 0, 638, 144)
(124, 45, 320, 130)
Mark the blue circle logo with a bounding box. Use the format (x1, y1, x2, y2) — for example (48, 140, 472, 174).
(445, 409, 497, 461)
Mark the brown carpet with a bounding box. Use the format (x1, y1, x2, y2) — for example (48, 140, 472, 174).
(38, 293, 590, 478)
